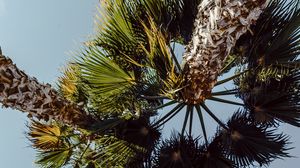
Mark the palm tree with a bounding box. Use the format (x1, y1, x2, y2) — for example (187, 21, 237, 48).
(1, 0, 300, 167)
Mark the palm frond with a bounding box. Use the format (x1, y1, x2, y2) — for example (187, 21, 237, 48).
(198, 137, 235, 168)
(27, 121, 82, 168)
(90, 136, 146, 168)
(140, 0, 202, 43)
(242, 71, 300, 127)
(79, 46, 136, 96)
(57, 62, 88, 104)
(36, 148, 72, 168)
(244, 0, 300, 66)
(141, 18, 183, 99)
(153, 133, 201, 168)
(141, 18, 175, 80)
(94, 0, 146, 71)
(27, 121, 62, 150)
(219, 112, 291, 167)
(116, 117, 161, 149)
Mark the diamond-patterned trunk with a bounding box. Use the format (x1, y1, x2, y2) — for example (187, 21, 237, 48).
(182, 0, 267, 104)
(0, 55, 95, 129)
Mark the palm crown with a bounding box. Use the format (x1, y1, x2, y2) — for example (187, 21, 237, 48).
(1, 0, 300, 167)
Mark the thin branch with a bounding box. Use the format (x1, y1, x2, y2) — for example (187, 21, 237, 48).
(189, 106, 194, 136)
(195, 105, 208, 146)
(208, 97, 244, 106)
(211, 88, 239, 96)
(78, 142, 91, 162)
(219, 56, 237, 74)
(169, 43, 182, 72)
(200, 103, 228, 130)
(155, 104, 185, 128)
(139, 95, 169, 100)
(153, 103, 185, 128)
(148, 100, 177, 111)
(181, 105, 190, 137)
(215, 70, 248, 86)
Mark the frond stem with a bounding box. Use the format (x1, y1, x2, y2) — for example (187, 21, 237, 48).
(195, 105, 208, 146)
(207, 97, 244, 106)
(219, 56, 237, 74)
(153, 103, 185, 128)
(139, 95, 169, 100)
(189, 106, 194, 136)
(169, 43, 182, 72)
(200, 103, 228, 130)
(148, 100, 177, 111)
(211, 89, 239, 96)
(215, 70, 248, 86)
(78, 142, 91, 162)
(181, 105, 190, 137)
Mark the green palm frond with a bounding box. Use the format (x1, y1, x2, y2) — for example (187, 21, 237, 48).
(141, 18, 183, 99)
(27, 121, 76, 168)
(219, 55, 239, 76)
(141, 18, 174, 80)
(28, 121, 91, 168)
(219, 112, 290, 167)
(36, 148, 72, 168)
(140, 0, 202, 43)
(79, 46, 136, 96)
(256, 64, 292, 82)
(90, 136, 146, 167)
(14, 0, 300, 167)
(94, 0, 146, 71)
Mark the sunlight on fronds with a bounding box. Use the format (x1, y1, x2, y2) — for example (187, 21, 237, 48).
(257, 65, 292, 82)
(28, 121, 62, 150)
(7, 0, 300, 167)
(58, 63, 81, 102)
(80, 47, 136, 96)
(141, 18, 183, 99)
(28, 121, 74, 168)
(161, 73, 184, 100)
(141, 18, 173, 78)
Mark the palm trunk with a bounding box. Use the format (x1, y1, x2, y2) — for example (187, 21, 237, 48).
(0, 55, 95, 129)
(182, 0, 267, 104)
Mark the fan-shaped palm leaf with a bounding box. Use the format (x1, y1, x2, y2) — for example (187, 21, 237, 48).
(242, 71, 300, 126)
(27, 121, 62, 150)
(198, 137, 235, 168)
(79, 46, 136, 96)
(219, 112, 290, 167)
(89, 135, 146, 167)
(153, 134, 202, 168)
(57, 62, 88, 104)
(36, 148, 72, 168)
(244, 0, 300, 66)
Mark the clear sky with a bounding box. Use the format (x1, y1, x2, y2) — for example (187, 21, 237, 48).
(0, 0, 299, 168)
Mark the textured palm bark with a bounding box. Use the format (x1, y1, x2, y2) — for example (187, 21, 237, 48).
(0, 55, 95, 129)
(182, 0, 267, 104)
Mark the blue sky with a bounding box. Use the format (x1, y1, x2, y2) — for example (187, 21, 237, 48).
(0, 0, 299, 167)
(0, 0, 98, 167)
